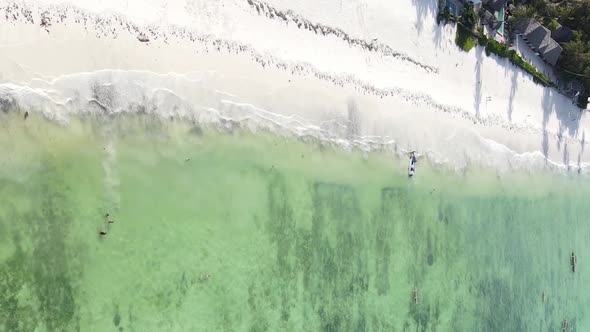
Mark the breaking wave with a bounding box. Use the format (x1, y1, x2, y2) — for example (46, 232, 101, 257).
(0, 69, 588, 176)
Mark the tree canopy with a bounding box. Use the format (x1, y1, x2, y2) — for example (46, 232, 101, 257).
(516, 0, 590, 106)
(460, 4, 478, 30)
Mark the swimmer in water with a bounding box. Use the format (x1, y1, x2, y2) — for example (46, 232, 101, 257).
(199, 274, 211, 280)
(412, 288, 418, 304)
(99, 231, 107, 236)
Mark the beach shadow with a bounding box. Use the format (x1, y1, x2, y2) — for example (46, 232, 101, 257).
(563, 142, 570, 170)
(432, 20, 444, 49)
(413, 0, 437, 35)
(483, 49, 582, 136)
(541, 88, 553, 159)
(542, 88, 581, 135)
(474, 47, 484, 118)
(582, 131, 586, 151)
(507, 70, 518, 122)
(541, 88, 582, 161)
(542, 131, 549, 161)
(556, 123, 564, 152)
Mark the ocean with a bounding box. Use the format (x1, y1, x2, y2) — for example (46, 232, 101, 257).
(1, 112, 588, 331)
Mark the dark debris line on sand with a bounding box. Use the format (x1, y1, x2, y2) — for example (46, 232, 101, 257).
(1, 3, 517, 136)
(245, 0, 439, 74)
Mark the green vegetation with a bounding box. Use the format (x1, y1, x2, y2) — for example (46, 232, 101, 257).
(450, 2, 478, 52)
(460, 4, 478, 30)
(547, 18, 559, 31)
(509, 5, 536, 20)
(437, 6, 452, 25)
(511, 0, 590, 106)
(453, 3, 478, 53)
(453, 18, 553, 87)
(557, 32, 590, 106)
(440, 2, 560, 94)
(455, 24, 477, 52)
(440, 2, 556, 87)
(485, 38, 555, 87)
(477, 36, 488, 47)
(477, 33, 489, 47)
(484, 39, 510, 58)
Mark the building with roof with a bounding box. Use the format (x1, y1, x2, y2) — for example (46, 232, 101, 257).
(483, 0, 507, 12)
(444, 0, 464, 16)
(441, 0, 486, 18)
(481, 10, 500, 30)
(480, 0, 507, 42)
(513, 18, 563, 66)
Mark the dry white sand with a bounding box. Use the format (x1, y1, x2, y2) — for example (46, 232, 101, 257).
(0, 0, 588, 174)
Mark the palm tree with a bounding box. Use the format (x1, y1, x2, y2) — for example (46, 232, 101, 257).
(460, 4, 478, 30)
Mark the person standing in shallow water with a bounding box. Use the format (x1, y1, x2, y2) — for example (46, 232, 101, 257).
(571, 252, 576, 272)
(99, 213, 114, 236)
(408, 151, 418, 177)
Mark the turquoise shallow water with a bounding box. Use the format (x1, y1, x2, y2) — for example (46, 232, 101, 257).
(1, 113, 589, 331)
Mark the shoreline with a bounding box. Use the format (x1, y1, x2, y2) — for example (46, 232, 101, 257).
(2, 1, 590, 329)
(3, 109, 588, 198)
(1, 0, 589, 175)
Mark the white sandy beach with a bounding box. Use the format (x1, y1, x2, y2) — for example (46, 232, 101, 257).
(1, 0, 589, 174)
